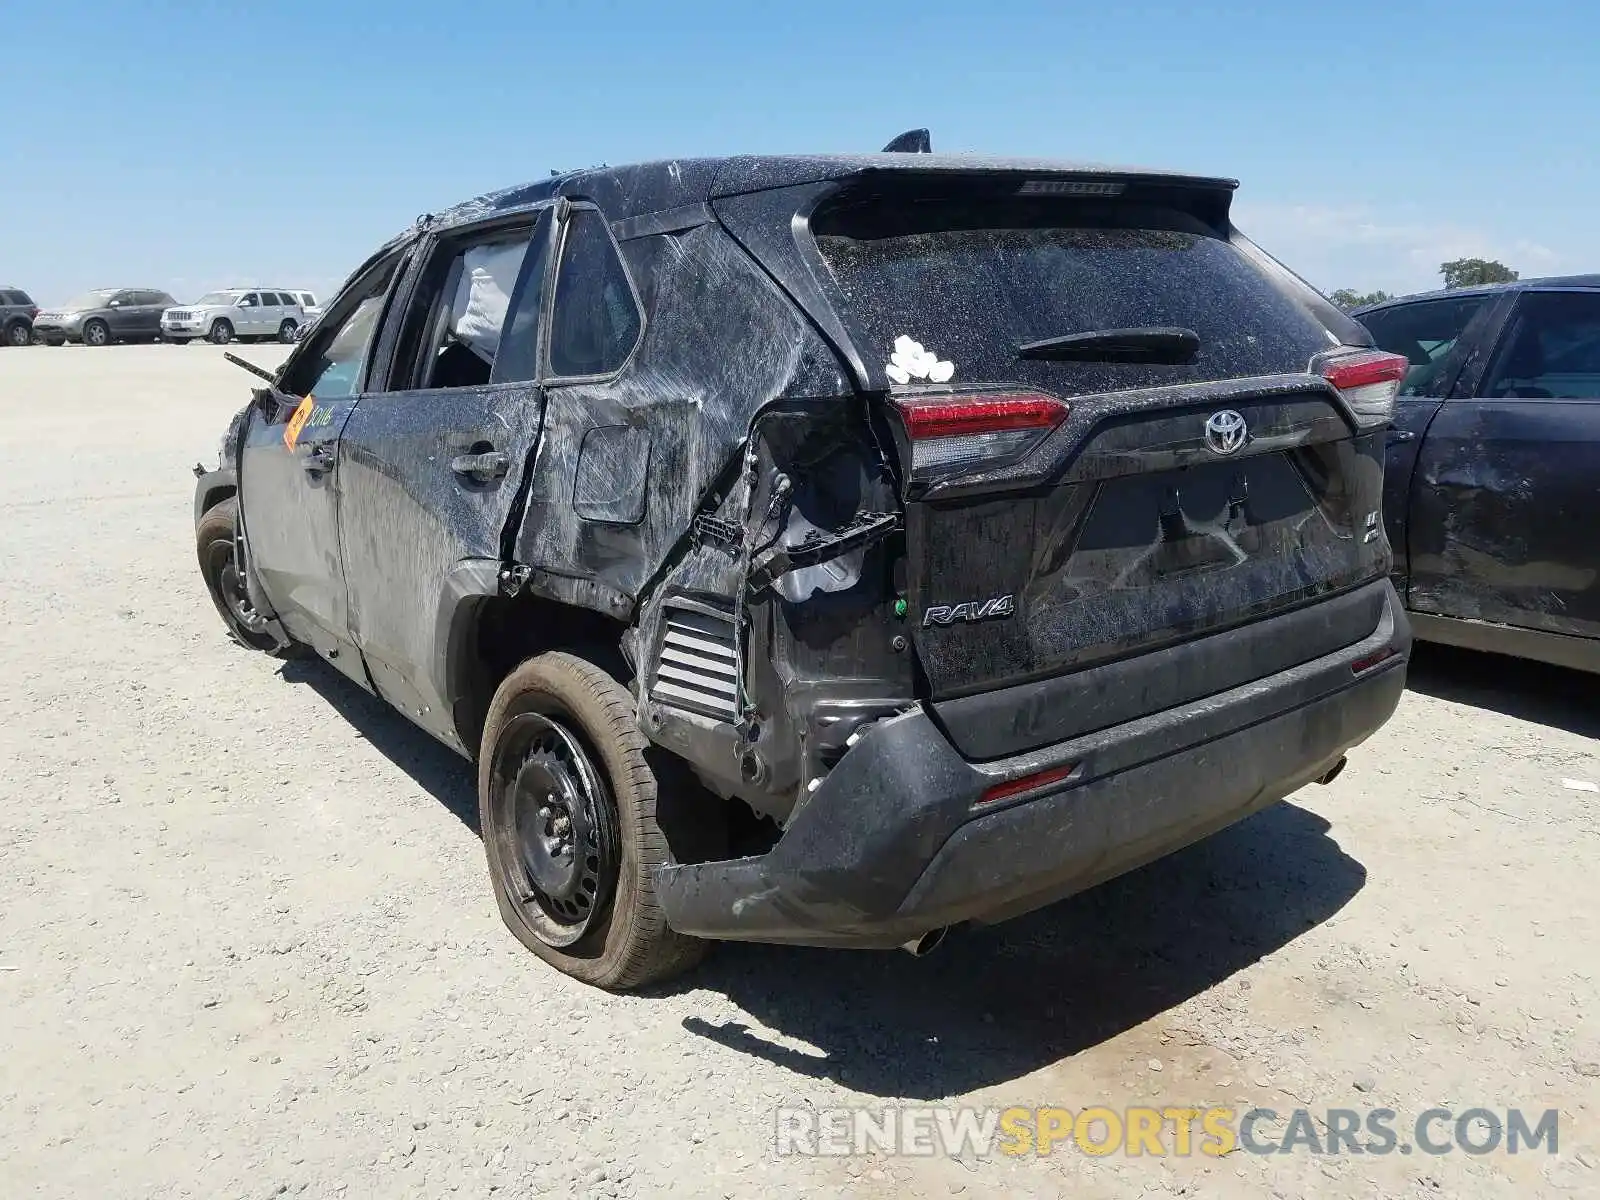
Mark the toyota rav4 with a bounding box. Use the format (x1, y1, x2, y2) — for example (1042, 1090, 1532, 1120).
(193, 149, 1411, 989)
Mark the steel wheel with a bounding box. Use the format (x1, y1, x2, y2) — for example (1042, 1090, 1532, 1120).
(194, 498, 303, 658)
(200, 531, 278, 653)
(208, 320, 233, 345)
(277, 319, 297, 343)
(487, 710, 620, 948)
(213, 544, 267, 635)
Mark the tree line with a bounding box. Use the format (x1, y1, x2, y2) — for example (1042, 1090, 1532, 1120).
(1328, 258, 1519, 311)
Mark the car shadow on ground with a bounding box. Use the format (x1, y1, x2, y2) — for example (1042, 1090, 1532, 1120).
(279, 657, 481, 834)
(277, 655, 1365, 1098)
(1404, 642, 1599, 740)
(676, 800, 1362, 1098)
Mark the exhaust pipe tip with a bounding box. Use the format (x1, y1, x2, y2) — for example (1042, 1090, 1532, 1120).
(1317, 756, 1349, 786)
(900, 927, 948, 957)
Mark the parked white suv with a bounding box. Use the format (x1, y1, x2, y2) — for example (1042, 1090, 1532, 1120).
(161, 289, 309, 345)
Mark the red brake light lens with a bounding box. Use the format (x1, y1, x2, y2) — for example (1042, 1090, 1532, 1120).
(893, 391, 1069, 482)
(1318, 349, 1408, 428)
(895, 393, 1069, 440)
(1321, 352, 1408, 391)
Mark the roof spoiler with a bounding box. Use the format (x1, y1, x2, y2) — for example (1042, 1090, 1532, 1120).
(882, 128, 932, 154)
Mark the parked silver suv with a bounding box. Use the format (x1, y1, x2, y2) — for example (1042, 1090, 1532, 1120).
(162, 289, 308, 345)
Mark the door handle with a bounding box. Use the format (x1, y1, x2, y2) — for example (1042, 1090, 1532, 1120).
(302, 446, 335, 474)
(451, 450, 510, 482)
(1385, 429, 1417, 444)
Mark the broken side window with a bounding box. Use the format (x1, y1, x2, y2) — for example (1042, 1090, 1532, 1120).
(395, 227, 534, 392)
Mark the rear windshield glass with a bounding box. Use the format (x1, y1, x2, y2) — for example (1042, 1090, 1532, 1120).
(813, 194, 1329, 394)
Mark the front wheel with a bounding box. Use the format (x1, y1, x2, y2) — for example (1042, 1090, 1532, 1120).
(207, 319, 233, 345)
(478, 653, 707, 990)
(196, 498, 300, 657)
(82, 319, 110, 347)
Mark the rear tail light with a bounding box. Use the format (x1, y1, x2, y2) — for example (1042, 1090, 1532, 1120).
(1318, 349, 1408, 429)
(892, 391, 1069, 483)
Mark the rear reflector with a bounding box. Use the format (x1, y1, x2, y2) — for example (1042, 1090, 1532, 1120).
(893, 391, 1069, 482)
(1319, 349, 1408, 428)
(978, 762, 1077, 806)
(1349, 646, 1399, 674)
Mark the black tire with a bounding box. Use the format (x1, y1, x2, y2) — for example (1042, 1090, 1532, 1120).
(82, 319, 110, 347)
(196, 498, 301, 657)
(167, 337, 192, 346)
(478, 652, 707, 990)
(277, 319, 298, 343)
(3, 321, 30, 348)
(208, 319, 234, 345)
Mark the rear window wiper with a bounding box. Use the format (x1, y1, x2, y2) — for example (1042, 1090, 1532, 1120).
(1018, 326, 1200, 364)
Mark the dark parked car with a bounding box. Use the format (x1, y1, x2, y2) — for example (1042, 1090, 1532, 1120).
(1, 287, 39, 346)
(193, 152, 1411, 990)
(32, 288, 177, 346)
(1357, 278, 1600, 673)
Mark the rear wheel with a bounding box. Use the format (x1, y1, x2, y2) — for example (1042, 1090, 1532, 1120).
(196, 498, 301, 657)
(82, 319, 110, 347)
(277, 319, 298, 343)
(479, 652, 707, 990)
(3, 321, 29, 347)
(208, 319, 233, 345)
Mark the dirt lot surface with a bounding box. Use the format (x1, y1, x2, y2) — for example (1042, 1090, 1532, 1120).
(1, 344, 1597, 1199)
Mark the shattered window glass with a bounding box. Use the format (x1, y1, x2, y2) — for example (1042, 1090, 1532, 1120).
(285, 255, 404, 401)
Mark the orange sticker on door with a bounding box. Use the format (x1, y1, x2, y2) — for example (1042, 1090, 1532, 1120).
(283, 394, 315, 449)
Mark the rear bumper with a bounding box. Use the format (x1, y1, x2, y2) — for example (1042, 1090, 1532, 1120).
(656, 580, 1409, 948)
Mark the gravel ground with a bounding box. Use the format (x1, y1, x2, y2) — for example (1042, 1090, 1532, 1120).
(1, 344, 1597, 1199)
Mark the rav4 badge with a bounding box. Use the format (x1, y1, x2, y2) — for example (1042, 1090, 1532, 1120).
(922, 594, 1016, 627)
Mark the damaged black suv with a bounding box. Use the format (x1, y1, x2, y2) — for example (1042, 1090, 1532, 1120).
(194, 151, 1411, 989)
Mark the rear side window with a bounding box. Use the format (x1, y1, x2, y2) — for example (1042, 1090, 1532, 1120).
(1482, 291, 1600, 400)
(548, 208, 641, 378)
(812, 192, 1332, 395)
(1359, 296, 1490, 397)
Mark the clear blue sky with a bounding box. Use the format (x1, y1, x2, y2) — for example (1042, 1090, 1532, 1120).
(3, 0, 1593, 306)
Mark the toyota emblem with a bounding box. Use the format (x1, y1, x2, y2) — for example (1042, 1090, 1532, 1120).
(1203, 409, 1248, 456)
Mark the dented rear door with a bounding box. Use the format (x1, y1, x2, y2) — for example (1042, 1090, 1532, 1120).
(1407, 289, 1600, 638)
(335, 210, 553, 747)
